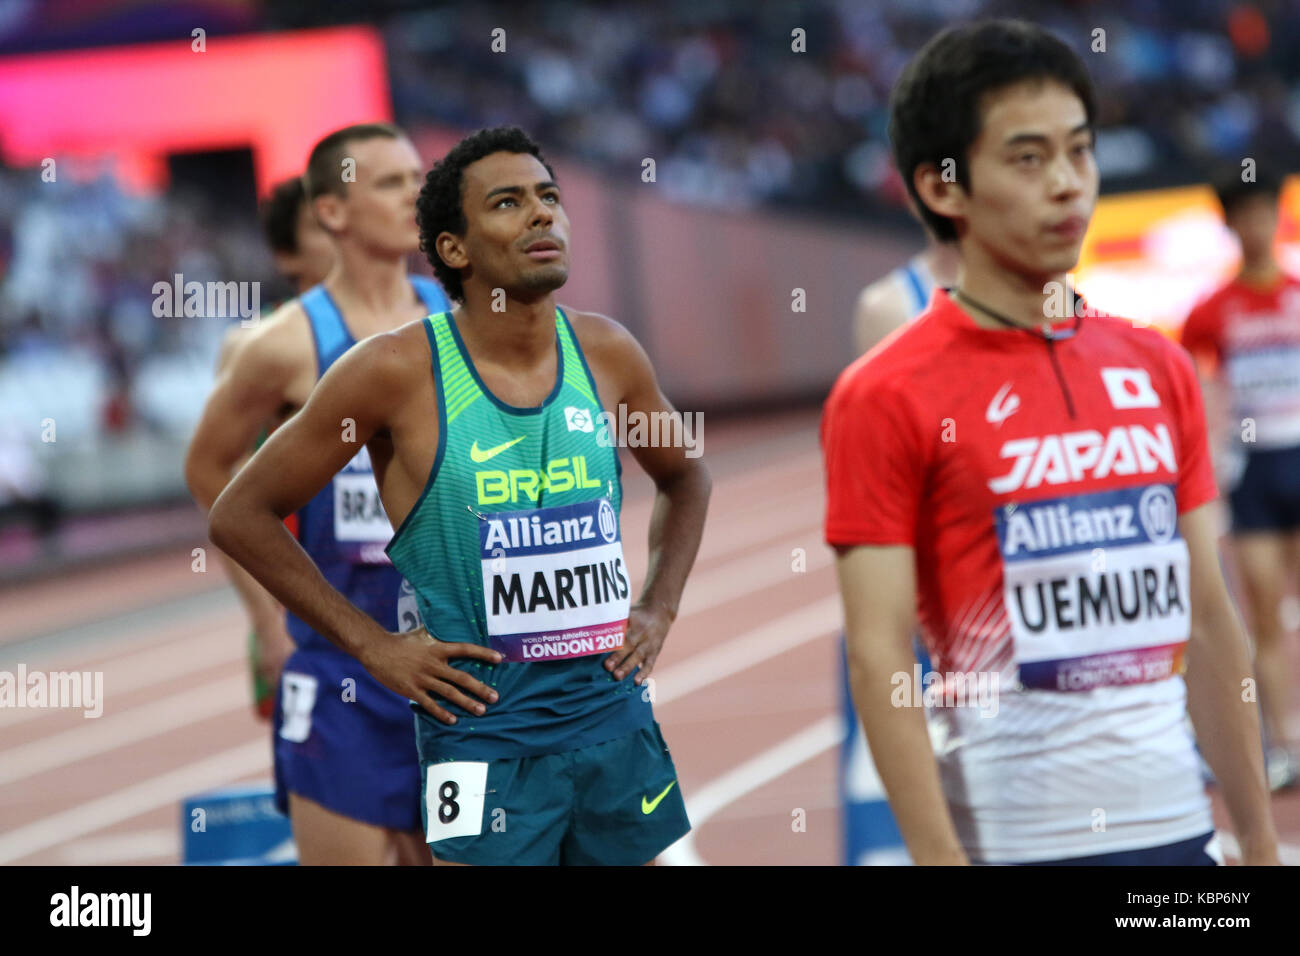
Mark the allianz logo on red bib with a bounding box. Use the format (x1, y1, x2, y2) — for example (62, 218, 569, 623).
(988, 368, 1171, 494)
(998, 485, 1179, 558)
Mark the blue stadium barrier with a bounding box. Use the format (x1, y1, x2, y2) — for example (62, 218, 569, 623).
(182, 783, 296, 866)
(838, 637, 931, 866)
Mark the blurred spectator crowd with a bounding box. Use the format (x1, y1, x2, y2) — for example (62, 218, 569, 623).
(0, 165, 281, 451)
(2, 0, 1300, 516)
(371, 0, 1300, 212)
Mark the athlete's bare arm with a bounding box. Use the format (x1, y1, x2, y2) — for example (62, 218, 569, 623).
(1178, 319, 1233, 469)
(207, 324, 502, 724)
(853, 276, 912, 356)
(185, 308, 315, 694)
(185, 303, 315, 512)
(570, 309, 712, 684)
(836, 544, 969, 865)
(1180, 502, 1280, 865)
(1180, 346, 1228, 458)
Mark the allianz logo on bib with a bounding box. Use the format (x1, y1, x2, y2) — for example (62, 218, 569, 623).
(479, 498, 630, 655)
(480, 498, 618, 557)
(998, 485, 1179, 560)
(999, 484, 1188, 659)
(989, 424, 1175, 494)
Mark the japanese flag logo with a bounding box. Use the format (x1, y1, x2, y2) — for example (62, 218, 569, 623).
(1100, 368, 1160, 409)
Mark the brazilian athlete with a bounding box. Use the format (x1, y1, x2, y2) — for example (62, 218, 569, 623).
(210, 127, 710, 865)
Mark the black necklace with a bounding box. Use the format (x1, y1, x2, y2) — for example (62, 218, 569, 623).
(951, 287, 1083, 341)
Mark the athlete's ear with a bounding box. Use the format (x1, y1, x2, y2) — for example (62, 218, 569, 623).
(913, 162, 966, 229)
(436, 232, 469, 272)
(313, 192, 347, 235)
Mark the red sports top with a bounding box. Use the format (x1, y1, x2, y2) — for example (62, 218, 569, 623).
(1179, 272, 1300, 449)
(821, 287, 1218, 862)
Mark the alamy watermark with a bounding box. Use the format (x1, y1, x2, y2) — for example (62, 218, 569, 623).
(563, 404, 703, 458)
(1042, 278, 1109, 321)
(890, 663, 1000, 718)
(152, 274, 261, 326)
(0, 664, 103, 718)
(50, 886, 150, 936)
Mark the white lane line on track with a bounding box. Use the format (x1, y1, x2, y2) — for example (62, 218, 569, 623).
(11, 456, 822, 680)
(0, 674, 250, 786)
(3, 427, 819, 654)
(681, 498, 823, 566)
(0, 587, 240, 668)
(58, 828, 180, 865)
(3, 588, 844, 863)
(0, 738, 270, 865)
(6, 513, 831, 733)
(2, 438, 832, 861)
(3, 542, 837, 784)
(0, 622, 245, 729)
(3, 525, 833, 747)
(614, 438, 818, 535)
(0, 594, 840, 794)
(661, 715, 845, 866)
(675, 534, 831, 618)
(655, 594, 842, 705)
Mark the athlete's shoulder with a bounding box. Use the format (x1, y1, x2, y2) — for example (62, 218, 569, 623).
(561, 307, 635, 348)
(1085, 311, 1201, 402)
(559, 307, 649, 375)
(853, 272, 914, 353)
(1086, 309, 1183, 355)
(833, 299, 953, 408)
(222, 297, 313, 380)
(1185, 274, 1286, 337)
(1190, 278, 1241, 317)
(345, 312, 438, 377)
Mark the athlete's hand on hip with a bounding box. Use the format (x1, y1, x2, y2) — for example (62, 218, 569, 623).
(361, 627, 502, 725)
(606, 601, 674, 684)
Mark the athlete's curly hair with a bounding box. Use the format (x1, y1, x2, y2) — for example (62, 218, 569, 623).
(415, 126, 555, 302)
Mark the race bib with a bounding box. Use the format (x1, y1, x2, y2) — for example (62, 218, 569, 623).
(278, 672, 318, 743)
(332, 447, 394, 564)
(997, 484, 1189, 691)
(425, 761, 488, 843)
(1224, 346, 1300, 447)
(397, 577, 423, 632)
(479, 497, 630, 662)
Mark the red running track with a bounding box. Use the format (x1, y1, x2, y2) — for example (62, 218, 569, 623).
(0, 410, 1296, 865)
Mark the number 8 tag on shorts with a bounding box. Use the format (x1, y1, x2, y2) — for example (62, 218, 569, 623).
(425, 761, 488, 843)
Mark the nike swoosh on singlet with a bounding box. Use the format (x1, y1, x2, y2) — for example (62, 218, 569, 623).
(469, 435, 527, 463)
(641, 780, 677, 815)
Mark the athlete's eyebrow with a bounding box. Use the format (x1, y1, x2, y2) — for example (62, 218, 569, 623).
(1003, 123, 1093, 148)
(484, 181, 561, 202)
